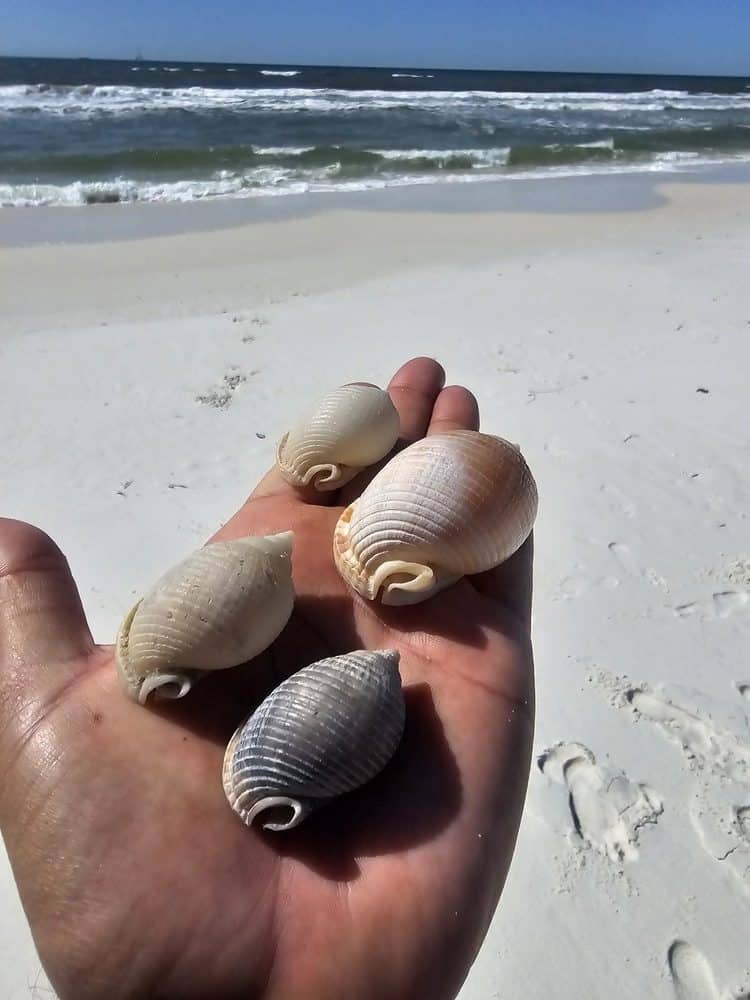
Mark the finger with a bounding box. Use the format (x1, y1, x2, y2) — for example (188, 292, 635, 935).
(0, 519, 95, 701)
(388, 357, 446, 446)
(337, 358, 447, 507)
(472, 533, 534, 629)
(426, 385, 480, 435)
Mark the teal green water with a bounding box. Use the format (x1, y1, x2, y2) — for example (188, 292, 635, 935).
(2, 56, 749, 206)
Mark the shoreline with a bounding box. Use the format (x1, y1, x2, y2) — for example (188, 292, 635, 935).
(3, 165, 750, 338)
(3, 160, 750, 249)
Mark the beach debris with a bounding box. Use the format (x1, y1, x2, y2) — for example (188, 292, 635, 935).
(116, 479, 134, 497)
(223, 650, 404, 831)
(115, 533, 294, 704)
(334, 430, 537, 605)
(276, 383, 400, 492)
(195, 370, 248, 409)
(196, 388, 233, 409)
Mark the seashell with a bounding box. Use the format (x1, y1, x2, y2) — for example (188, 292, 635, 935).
(276, 383, 400, 491)
(116, 532, 294, 705)
(333, 430, 537, 606)
(223, 649, 404, 831)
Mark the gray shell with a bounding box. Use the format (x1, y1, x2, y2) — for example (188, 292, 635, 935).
(223, 649, 404, 831)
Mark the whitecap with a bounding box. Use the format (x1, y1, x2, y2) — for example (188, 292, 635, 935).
(3, 83, 750, 117)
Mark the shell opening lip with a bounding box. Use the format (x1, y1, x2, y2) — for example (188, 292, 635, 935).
(138, 672, 193, 706)
(374, 561, 464, 607)
(371, 560, 436, 606)
(304, 462, 344, 490)
(248, 796, 306, 832)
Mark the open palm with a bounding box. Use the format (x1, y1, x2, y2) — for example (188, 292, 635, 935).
(0, 359, 534, 1000)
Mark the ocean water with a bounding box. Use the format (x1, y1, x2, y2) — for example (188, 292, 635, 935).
(2, 56, 750, 207)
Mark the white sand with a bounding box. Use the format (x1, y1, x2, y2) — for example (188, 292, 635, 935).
(1, 178, 749, 998)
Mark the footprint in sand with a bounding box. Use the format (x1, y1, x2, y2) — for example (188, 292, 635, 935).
(713, 592, 750, 618)
(674, 591, 749, 621)
(620, 684, 750, 890)
(668, 941, 720, 1000)
(550, 566, 619, 602)
(550, 574, 620, 601)
(538, 742, 663, 863)
(689, 784, 750, 892)
(626, 688, 750, 782)
(550, 571, 591, 601)
(608, 542, 669, 591)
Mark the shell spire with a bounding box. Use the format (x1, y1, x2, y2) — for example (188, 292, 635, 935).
(115, 532, 295, 704)
(333, 430, 537, 605)
(223, 649, 404, 831)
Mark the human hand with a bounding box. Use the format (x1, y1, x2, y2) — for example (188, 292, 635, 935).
(0, 357, 534, 1000)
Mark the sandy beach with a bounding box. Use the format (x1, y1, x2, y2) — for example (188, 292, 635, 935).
(2, 172, 749, 998)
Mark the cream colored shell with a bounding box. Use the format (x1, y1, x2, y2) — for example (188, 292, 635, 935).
(276, 383, 400, 491)
(223, 649, 404, 831)
(334, 430, 537, 605)
(115, 532, 294, 704)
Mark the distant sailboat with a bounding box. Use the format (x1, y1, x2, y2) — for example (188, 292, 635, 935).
(135, 48, 143, 62)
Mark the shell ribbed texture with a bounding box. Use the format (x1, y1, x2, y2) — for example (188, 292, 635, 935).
(116, 534, 294, 693)
(225, 650, 404, 814)
(277, 384, 400, 487)
(343, 430, 537, 578)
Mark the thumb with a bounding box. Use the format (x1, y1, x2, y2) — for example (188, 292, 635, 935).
(0, 518, 95, 725)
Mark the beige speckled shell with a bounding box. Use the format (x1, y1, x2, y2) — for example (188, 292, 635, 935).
(333, 430, 537, 605)
(116, 533, 294, 704)
(276, 384, 400, 491)
(223, 649, 404, 831)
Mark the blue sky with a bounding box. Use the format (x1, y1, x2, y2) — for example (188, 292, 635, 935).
(4, 0, 750, 75)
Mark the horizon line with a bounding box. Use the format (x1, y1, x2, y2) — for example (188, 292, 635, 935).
(1, 51, 748, 82)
